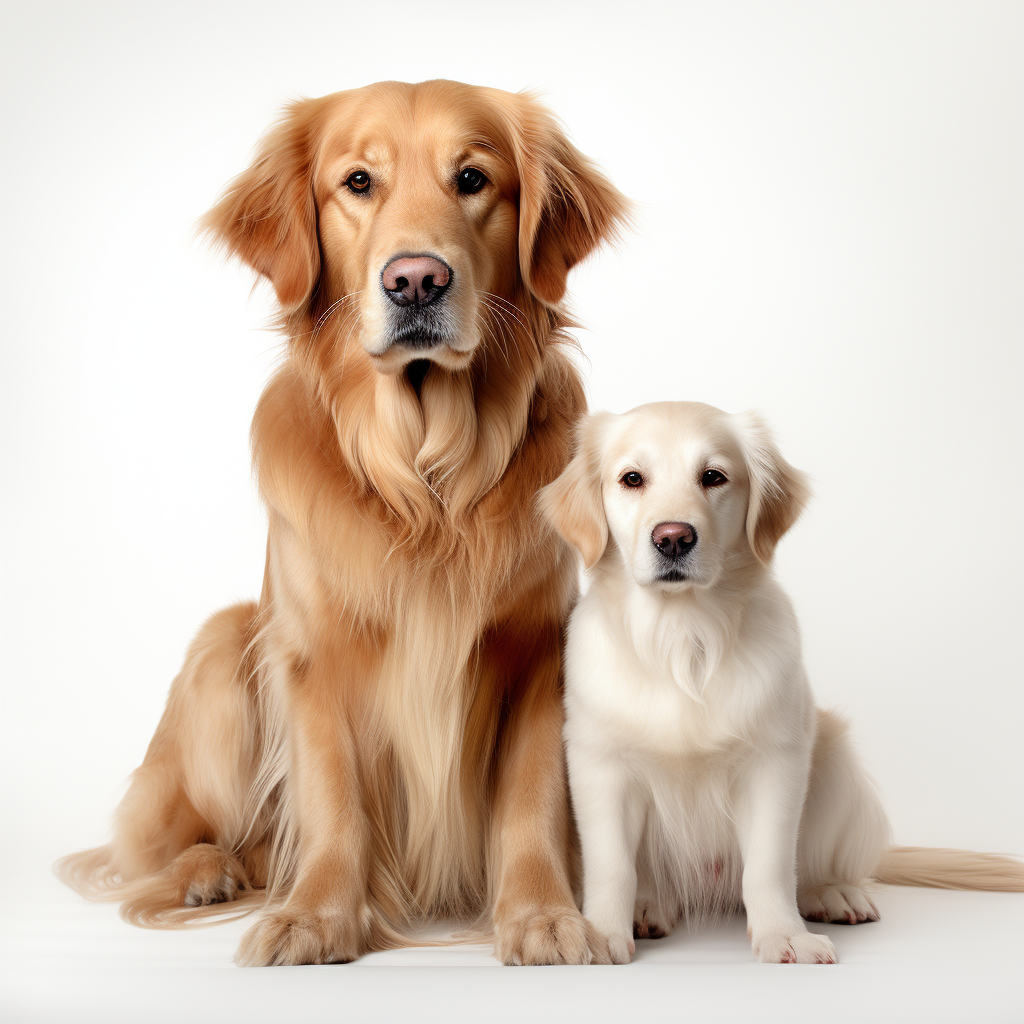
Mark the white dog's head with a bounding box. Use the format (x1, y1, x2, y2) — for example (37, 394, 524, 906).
(539, 402, 810, 592)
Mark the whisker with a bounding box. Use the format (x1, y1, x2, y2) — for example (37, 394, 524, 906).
(481, 298, 515, 368)
(486, 311, 514, 370)
(308, 291, 363, 348)
(482, 292, 530, 334)
(478, 314, 509, 372)
(484, 305, 512, 361)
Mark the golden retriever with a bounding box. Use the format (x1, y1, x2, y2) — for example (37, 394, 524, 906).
(540, 401, 1024, 964)
(58, 80, 629, 967)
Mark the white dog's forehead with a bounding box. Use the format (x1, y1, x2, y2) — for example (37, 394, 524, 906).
(602, 402, 745, 481)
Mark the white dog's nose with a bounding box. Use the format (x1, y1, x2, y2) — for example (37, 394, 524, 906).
(651, 522, 697, 559)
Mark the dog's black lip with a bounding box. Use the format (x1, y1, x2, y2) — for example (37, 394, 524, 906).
(656, 569, 689, 582)
(388, 318, 452, 350)
(390, 332, 449, 349)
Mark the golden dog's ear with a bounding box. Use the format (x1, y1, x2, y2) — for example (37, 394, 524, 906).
(201, 99, 322, 312)
(537, 413, 612, 568)
(736, 412, 812, 565)
(514, 97, 632, 307)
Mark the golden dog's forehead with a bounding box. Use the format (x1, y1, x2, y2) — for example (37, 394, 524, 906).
(314, 80, 520, 176)
(604, 402, 744, 469)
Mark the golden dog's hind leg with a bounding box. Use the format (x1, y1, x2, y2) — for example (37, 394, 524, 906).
(57, 602, 266, 925)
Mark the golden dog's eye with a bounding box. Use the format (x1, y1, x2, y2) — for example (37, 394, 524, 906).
(346, 171, 371, 193)
(457, 167, 488, 195)
(621, 471, 644, 489)
(701, 469, 727, 488)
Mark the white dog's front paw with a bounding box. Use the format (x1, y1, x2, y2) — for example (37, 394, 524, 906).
(585, 902, 636, 964)
(752, 929, 836, 964)
(585, 913, 635, 964)
(605, 931, 634, 964)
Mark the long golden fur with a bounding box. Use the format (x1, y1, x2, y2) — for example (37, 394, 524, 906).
(57, 80, 630, 966)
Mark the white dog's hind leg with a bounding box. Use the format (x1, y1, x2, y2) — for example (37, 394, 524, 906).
(798, 882, 879, 924)
(797, 709, 890, 924)
(632, 873, 677, 939)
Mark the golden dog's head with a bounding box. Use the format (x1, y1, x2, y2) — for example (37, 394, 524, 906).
(204, 80, 628, 378)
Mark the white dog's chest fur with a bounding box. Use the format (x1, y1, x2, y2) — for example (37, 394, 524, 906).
(565, 578, 809, 759)
(564, 575, 814, 914)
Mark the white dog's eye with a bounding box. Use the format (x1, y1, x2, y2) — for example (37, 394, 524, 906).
(701, 469, 727, 488)
(620, 471, 644, 489)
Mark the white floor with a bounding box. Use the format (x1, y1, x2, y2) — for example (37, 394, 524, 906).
(2, 863, 1021, 1024)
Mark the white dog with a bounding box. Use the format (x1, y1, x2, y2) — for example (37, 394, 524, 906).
(539, 401, 1023, 964)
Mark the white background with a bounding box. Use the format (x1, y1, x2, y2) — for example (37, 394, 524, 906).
(1, 2, 1021, 1021)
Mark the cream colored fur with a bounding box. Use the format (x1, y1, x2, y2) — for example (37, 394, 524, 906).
(540, 401, 1024, 965)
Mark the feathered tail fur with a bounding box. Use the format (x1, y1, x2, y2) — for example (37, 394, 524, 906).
(873, 846, 1024, 892)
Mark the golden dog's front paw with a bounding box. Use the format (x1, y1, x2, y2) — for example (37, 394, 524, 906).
(495, 906, 611, 965)
(236, 905, 369, 966)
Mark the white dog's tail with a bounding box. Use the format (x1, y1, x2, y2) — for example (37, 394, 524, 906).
(874, 846, 1024, 892)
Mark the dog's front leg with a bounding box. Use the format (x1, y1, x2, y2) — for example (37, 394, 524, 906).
(489, 625, 611, 965)
(569, 743, 644, 964)
(733, 746, 836, 964)
(236, 655, 370, 967)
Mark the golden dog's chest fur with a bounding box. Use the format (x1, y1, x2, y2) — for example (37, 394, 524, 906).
(253, 354, 584, 919)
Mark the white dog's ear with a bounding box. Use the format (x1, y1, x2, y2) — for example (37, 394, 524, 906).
(736, 412, 811, 565)
(538, 414, 611, 569)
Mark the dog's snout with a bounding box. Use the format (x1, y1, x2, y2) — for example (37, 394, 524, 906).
(382, 255, 451, 307)
(651, 522, 697, 559)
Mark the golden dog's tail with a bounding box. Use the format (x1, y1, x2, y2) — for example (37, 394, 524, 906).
(55, 845, 473, 960)
(874, 846, 1024, 892)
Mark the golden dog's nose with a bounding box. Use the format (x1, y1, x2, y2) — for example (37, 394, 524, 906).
(382, 255, 451, 307)
(651, 522, 697, 559)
